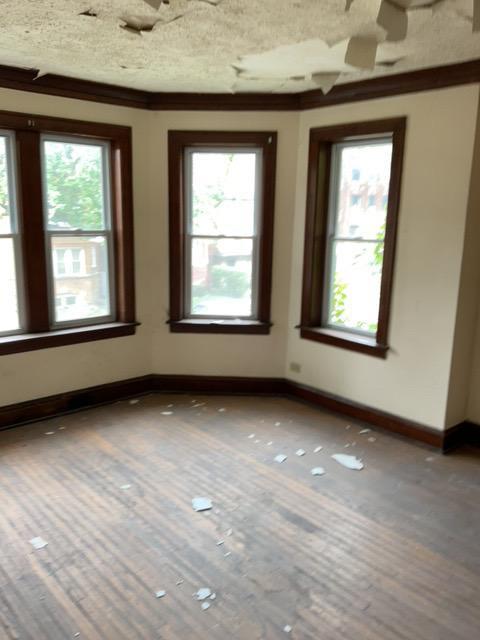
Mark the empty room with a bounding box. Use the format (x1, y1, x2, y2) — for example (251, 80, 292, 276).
(1, 1, 480, 638)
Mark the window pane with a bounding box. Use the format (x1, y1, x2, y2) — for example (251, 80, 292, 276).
(190, 152, 257, 236)
(51, 236, 110, 322)
(44, 140, 107, 231)
(335, 142, 392, 240)
(0, 136, 13, 234)
(190, 238, 253, 317)
(0, 238, 20, 332)
(327, 241, 383, 334)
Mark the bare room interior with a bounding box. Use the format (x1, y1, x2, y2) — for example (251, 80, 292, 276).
(0, 1, 479, 638)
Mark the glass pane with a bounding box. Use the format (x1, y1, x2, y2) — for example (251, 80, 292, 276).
(327, 240, 383, 334)
(0, 136, 13, 234)
(190, 238, 253, 317)
(190, 151, 257, 236)
(0, 238, 20, 332)
(334, 142, 392, 240)
(51, 235, 111, 323)
(43, 140, 107, 231)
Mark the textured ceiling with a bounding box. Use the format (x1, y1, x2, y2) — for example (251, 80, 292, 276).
(0, 0, 479, 93)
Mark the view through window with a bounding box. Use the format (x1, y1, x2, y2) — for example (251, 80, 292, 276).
(43, 138, 113, 325)
(185, 149, 260, 319)
(325, 139, 393, 335)
(0, 132, 21, 335)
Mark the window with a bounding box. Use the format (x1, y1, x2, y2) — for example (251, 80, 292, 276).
(0, 111, 136, 356)
(299, 118, 406, 358)
(168, 131, 277, 334)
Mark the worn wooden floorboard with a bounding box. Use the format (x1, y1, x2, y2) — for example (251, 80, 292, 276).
(0, 394, 479, 639)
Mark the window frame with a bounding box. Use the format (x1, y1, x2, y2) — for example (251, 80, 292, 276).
(168, 130, 277, 335)
(298, 118, 406, 358)
(0, 110, 137, 356)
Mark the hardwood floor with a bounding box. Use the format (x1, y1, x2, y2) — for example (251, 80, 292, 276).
(0, 394, 479, 640)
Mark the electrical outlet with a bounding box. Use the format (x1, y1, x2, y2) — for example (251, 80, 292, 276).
(289, 361, 301, 373)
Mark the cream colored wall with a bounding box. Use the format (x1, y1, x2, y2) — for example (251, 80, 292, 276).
(148, 111, 299, 377)
(446, 94, 480, 426)
(285, 85, 480, 430)
(0, 88, 152, 406)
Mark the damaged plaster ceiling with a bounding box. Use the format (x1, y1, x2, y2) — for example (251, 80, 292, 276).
(0, 0, 478, 94)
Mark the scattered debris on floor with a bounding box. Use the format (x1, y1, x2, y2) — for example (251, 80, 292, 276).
(314, 446, 323, 452)
(176, 579, 184, 586)
(167, 404, 174, 408)
(218, 408, 226, 412)
(368, 437, 377, 442)
(58, 426, 66, 430)
(248, 433, 255, 439)
(332, 453, 364, 470)
(216, 540, 224, 546)
(359, 428, 371, 434)
(161, 411, 173, 416)
(155, 590, 166, 598)
(267, 441, 273, 446)
(283, 625, 292, 633)
(346, 425, 351, 430)
(224, 551, 232, 557)
(296, 449, 306, 456)
(201, 601, 211, 611)
(255, 439, 260, 444)
(311, 467, 326, 476)
(45, 431, 55, 436)
(29, 537, 48, 550)
(210, 593, 217, 600)
(129, 399, 140, 405)
(192, 403, 206, 408)
(195, 588, 212, 600)
(120, 484, 132, 490)
(274, 454, 288, 463)
(426, 456, 435, 462)
(192, 497, 213, 512)
(274, 422, 281, 426)
(225, 528, 233, 536)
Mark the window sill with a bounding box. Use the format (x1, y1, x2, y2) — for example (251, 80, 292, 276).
(0, 322, 139, 356)
(169, 319, 272, 335)
(298, 326, 388, 358)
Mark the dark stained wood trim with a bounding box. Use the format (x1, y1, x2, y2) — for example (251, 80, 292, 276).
(0, 373, 470, 453)
(169, 320, 272, 334)
(168, 130, 276, 333)
(299, 117, 406, 357)
(0, 65, 148, 109)
(0, 322, 138, 356)
(0, 59, 479, 112)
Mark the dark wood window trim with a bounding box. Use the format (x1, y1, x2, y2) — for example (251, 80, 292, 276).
(298, 118, 406, 358)
(168, 130, 277, 335)
(0, 109, 137, 356)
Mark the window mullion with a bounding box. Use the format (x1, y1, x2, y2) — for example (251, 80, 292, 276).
(16, 130, 50, 332)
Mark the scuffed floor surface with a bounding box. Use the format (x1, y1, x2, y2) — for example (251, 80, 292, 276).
(0, 394, 479, 639)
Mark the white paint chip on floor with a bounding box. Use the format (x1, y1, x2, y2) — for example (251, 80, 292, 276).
(314, 446, 323, 453)
(296, 449, 306, 456)
(311, 467, 326, 476)
(192, 497, 213, 512)
(195, 588, 212, 600)
(120, 484, 132, 490)
(274, 454, 287, 463)
(155, 590, 166, 598)
(30, 537, 48, 550)
(161, 411, 173, 416)
(331, 453, 364, 470)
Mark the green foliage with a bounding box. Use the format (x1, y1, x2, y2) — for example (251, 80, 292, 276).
(331, 279, 347, 325)
(45, 143, 104, 230)
(210, 265, 250, 298)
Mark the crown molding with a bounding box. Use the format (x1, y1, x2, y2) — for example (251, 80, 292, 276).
(0, 59, 479, 112)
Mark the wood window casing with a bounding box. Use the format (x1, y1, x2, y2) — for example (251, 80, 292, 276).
(168, 130, 277, 334)
(0, 110, 137, 356)
(298, 118, 406, 358)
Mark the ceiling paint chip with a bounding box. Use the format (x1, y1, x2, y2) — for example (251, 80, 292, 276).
(377, 1, 409, 42)
(344, 37, 378, 70)
(311, 72, 340, 93)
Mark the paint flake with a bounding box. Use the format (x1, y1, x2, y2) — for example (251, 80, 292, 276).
(45, 431, 55, 435)
(30, 537, 48, 550)
(377, 0, 409, 42)
(359, 429, 371, 434)
(192, 497, 212, 512)
(201, 601, 211, 611)
(129, 399, 140, 405)
(345, 37, 378, 70)
(368, 437, 377, 443)
(284, 625, 292, 633)
(120, 484, 132, 490)
(275, 422, 281, 426)
(218, 407, 226, 412)
(311, 467, 326, 476)
(274, 454, 287, 464)
(155, 590, 166, 598)
(161, 411, 173, 416)
(248, 433, 255, 439)
(331, 453, 364, 470)
(176, 579, 184, 585)
(195, 588, 212, 600)
(296, 449, 306, 456)
(314, 446, 323, 453)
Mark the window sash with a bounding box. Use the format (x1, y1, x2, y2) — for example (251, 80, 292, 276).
(322, 137, 391, 337)
(0, 130, 25, 337)
(183, 146, 262, 319)
(40, 135, 116, 329)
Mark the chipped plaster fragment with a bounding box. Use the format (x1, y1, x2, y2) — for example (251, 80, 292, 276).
(377, 1, 409, 42)
(30, 537, 48, 550)
(331, 453, 364, 470)
(195, 588, 212, 600)
(274, 454, 287, 463)
(311, 467, 326, 476)
(311, 72, 339, 93)
(345, 37, 378, 70)
(192, 497, 212, 512)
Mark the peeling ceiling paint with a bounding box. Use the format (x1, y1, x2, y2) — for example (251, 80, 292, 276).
(0, 0, 478, 93)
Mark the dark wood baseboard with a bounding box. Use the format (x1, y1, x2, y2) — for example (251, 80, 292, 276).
(0, 374, 477, 452)
(0, 59, 479, 111)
